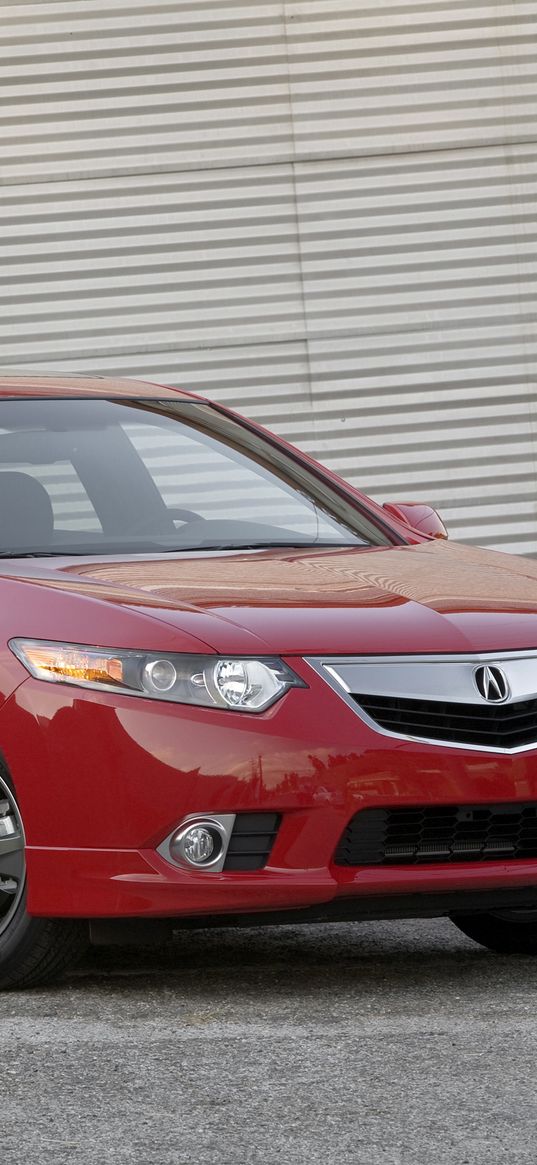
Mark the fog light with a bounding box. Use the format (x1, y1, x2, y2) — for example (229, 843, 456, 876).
(169, 818, 227, 869)
(183, 826, 214, 864)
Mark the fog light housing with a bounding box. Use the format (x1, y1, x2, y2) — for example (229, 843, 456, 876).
(168, 817, 231, 870)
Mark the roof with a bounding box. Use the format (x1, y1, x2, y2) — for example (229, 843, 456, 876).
(0, 374, 202, 401)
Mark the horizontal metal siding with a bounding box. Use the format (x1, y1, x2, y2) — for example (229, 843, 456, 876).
(1, 2, 537, 554)
(286, 1, 537, 156)
(0, 2, 293, 181)
(294, 144, 537, 555)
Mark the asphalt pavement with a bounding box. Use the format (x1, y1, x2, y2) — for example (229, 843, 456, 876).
(3, 917, 537, 1164)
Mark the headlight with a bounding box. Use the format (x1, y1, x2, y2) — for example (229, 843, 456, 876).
(9, 639, 306, 713)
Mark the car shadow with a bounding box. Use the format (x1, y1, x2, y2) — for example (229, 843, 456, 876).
(65, 916, 533, 1000)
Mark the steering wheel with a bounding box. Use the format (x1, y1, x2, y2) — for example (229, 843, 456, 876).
(168, 507, 205, 525)
(124, 507, 205, 538)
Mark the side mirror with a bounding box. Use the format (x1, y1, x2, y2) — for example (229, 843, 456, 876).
(383, 501, 448, 540)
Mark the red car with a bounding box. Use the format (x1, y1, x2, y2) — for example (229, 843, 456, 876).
(2, 374, 537, 988)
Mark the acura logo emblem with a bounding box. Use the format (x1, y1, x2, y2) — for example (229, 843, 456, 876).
(474, 665, 509, 703)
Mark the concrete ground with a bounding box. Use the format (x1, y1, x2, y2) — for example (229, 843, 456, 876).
(3, 918, 537, 1164)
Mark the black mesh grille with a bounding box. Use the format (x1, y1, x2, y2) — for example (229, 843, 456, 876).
(354, 693, 537, 749)
(223, 813, 280, 871)
(334, 803, 537, 866)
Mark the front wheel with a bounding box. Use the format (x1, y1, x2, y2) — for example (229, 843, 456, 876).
(450, 908, 537, 954)
(0, 771, 87, 990)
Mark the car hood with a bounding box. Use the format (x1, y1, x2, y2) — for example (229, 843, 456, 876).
(9, 540, 537, 656)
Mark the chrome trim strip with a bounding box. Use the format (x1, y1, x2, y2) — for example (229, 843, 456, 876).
(306, 651, 537, 755)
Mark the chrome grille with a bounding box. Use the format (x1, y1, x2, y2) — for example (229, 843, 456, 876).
(354, 693, 537, 750)
(307, 652, 537, 753)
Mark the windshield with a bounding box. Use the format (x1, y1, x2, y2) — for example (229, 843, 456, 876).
(0, 398, 390, 556)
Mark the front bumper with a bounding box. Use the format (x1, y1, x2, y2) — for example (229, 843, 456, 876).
(4, 661, 537, 919)
(23, 844, 537, 920)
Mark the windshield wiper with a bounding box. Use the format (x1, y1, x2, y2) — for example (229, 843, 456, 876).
(0, 549, 117, 558)
(0, 550, 69, 558)
(162, 540, 365, 552)
(0, 541, 366, 559)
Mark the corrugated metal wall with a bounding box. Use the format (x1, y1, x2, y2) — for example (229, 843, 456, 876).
(2, 1, 537, 554)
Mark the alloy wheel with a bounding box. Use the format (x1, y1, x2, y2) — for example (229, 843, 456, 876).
(0, 775, 25, 938)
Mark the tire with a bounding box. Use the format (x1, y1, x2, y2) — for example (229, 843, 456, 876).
(450, 908, 537, 954)
(0, 769, 88, 990)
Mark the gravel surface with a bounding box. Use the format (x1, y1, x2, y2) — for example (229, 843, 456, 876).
(3, 918, 537, 1164)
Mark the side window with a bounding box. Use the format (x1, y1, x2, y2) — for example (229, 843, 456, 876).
(0, 462, 102, 532)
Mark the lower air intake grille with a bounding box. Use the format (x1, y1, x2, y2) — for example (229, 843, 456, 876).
(334, 803, 537, 866)
(223, 813, 280, 872)
(354, 693, 537, 750)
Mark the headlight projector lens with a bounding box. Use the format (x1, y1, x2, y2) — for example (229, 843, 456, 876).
(143, 659, 177, 692)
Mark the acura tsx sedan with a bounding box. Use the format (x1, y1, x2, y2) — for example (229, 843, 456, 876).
(2, 374, 537, 988)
